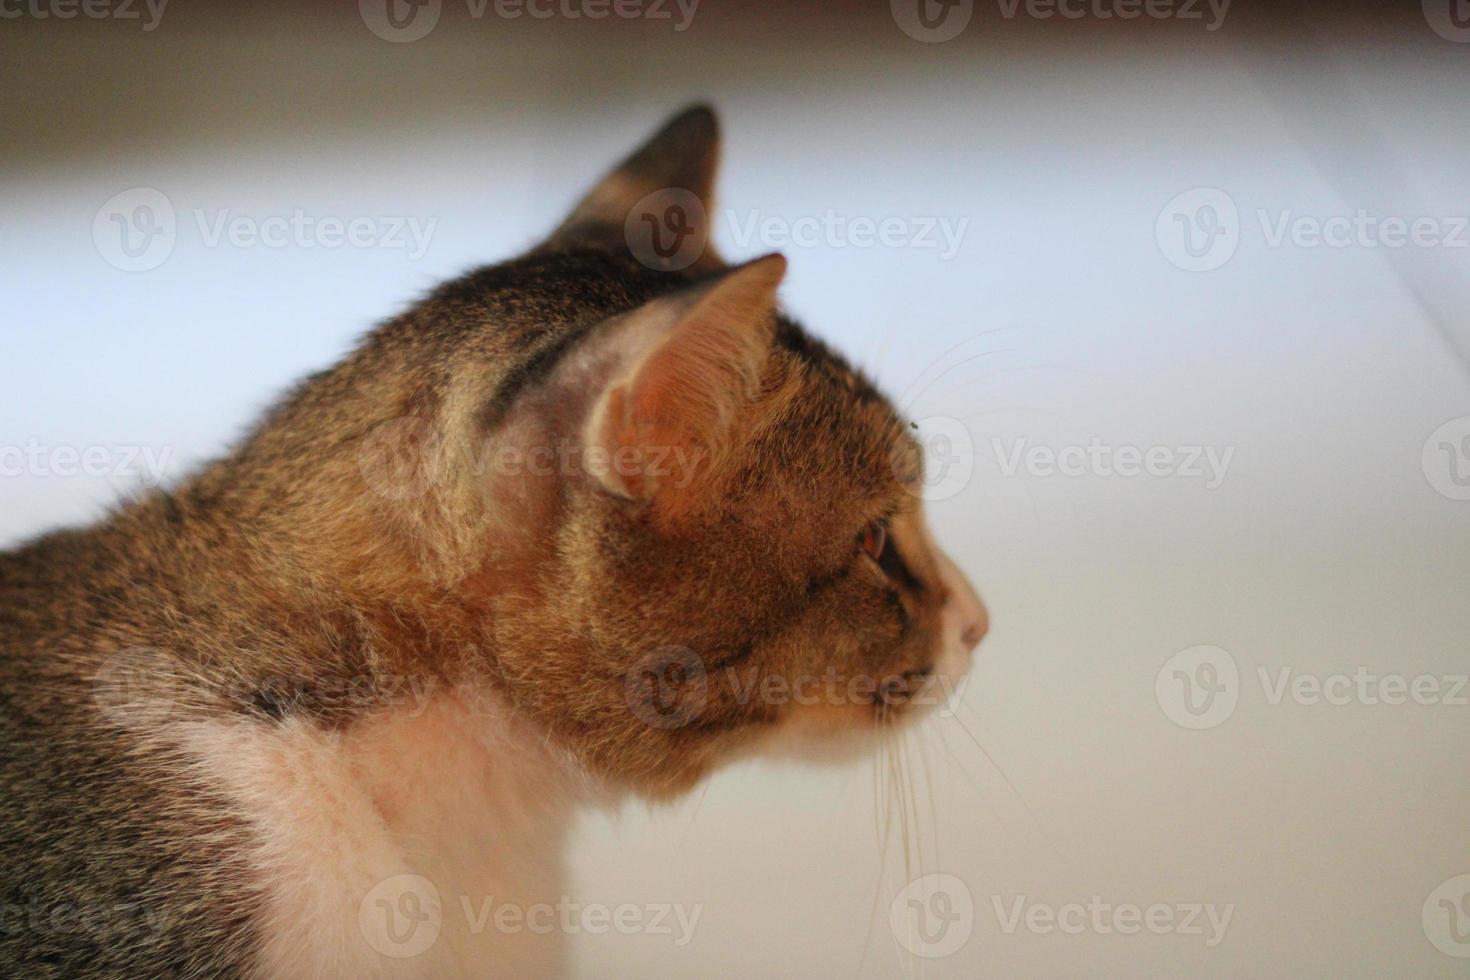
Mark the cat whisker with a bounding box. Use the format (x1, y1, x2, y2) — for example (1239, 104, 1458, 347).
(676, 781, 714, 850)
(911, 362, 1091, 413)
(860, 719, 899, 979)
(897, 350, 1017, 414)
(892, 326, 1029, 408)
(933, 723, 1015, 836)
(944, 705, 1048, 839)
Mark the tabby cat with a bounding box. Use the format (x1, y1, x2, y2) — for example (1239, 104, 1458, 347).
(0, 105, 986, 978)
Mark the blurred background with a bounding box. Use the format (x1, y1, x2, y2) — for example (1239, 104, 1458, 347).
(4, 0, 1470, 975)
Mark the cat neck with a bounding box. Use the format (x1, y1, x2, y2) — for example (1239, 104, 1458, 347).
(179, 682, 592, 977)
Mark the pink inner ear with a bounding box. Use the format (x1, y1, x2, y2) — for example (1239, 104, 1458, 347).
(588, 254, 786, 505)
(630, 317, 761, 434)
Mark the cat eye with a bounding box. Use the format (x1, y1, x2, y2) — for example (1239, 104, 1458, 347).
(859, 520, 889, 562)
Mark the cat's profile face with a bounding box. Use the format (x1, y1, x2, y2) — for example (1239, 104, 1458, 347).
(346, 107, 986, 797)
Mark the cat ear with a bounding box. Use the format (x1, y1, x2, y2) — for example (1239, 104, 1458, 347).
(540, 104, 723, 269)
(584, 253, 787, 508)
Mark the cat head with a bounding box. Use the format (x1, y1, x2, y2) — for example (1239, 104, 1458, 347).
(320, 106, 987, 797)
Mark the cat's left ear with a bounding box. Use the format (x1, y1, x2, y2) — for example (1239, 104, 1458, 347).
(538, 104, 724, 270)
(582, 253, 786, 513)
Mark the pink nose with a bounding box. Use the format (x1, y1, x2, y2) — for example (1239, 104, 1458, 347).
(932, 547, 987, 653)
(961, 608, 988, 651)
(960, 596, 988, 651)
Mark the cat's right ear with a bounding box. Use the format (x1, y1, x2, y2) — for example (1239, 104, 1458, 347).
(537, 104, 724, 270)
(580, 253, 787, 518)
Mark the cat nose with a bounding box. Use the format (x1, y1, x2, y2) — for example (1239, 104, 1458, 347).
(960, 599, 988, 651)
(934, 549, 987, 652)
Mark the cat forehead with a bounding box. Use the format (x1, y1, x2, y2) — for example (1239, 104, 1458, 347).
(771, 317, 887, 405)
(431, 250, 894, 398)
(411, 249, 918, 472)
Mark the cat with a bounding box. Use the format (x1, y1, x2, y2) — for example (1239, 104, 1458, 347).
(0, 104, 987, 978)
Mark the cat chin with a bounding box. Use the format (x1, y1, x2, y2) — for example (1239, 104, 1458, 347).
(741, 702, 938, 768)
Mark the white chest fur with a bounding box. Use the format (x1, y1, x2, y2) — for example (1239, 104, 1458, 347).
(176, 689, 582, 979)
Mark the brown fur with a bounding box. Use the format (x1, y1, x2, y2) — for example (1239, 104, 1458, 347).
(0, 105, 985, 977)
